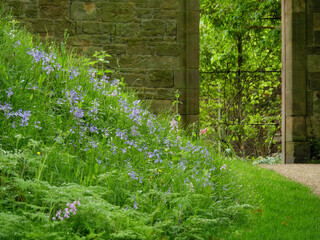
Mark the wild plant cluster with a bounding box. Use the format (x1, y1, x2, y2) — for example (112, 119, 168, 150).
(0, 6, 250, 240)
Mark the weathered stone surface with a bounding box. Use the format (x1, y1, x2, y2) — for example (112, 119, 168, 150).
(286, 90, 306, 116)
(116, 23, 140, 37)
(314, 14, 320, 30)
(68, 35, 92, 46)
(161, 0, 179, 10)
(30, 19, 54, 33)
(54, 20, 76, 38)
(25, 4, 38, 18)
(70, 2, 97, 20)
(309, 72, 320, 90)
(83, 22, 115, 34)
(147, 70, 174, 87)
(153, 9, 177, 19)
(292, 0, 305, 13)
(127, 39, 151, 55)
(40, 4, 68, 19)
(102, 3, 135, 22)
(286, 141, 310, 163)
(155, 43, 180, 56)
(286, 116, 307, 141)
(149, 0, 161, 8)
(5, 0, 200, 128)
(167, 21, 177, 36)
(307, 0, 320, 14)
(148, 100, 174, 114)
(141, 20, 166, 36)
(308, 55, 320, 72)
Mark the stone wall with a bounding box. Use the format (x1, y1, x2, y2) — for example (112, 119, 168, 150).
(5, 0, 199, 126)
(283, 0, 320, 163)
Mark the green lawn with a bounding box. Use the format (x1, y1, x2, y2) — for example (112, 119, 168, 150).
(224, 158, 320, 240)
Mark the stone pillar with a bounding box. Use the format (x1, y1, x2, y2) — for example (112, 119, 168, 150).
(176, 0, 200, 127)
(283, 0, 320, 163)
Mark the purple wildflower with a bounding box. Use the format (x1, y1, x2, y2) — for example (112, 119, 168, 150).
(6, 87, 13, 98)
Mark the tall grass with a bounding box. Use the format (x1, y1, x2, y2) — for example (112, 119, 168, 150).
(0, 6, 250, 239)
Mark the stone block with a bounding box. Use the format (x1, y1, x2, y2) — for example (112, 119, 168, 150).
(39, 4, 68, 19)
(285, 13, 306, 45)
(285, 70, 306, 90)
(148, 99, 174, 114)
(313, 91, 320, 112)
(307, 14, 314, 45)
(127, 39, 151, 55)
(285, 141, 310, 163)
(81, 46, 103, 57)
(146, 70, 174, 87)
(141, 20, 166, 36)
(306, 46, 320, 55)
(286, 90, 306, 116)
(174, 69, 199, 89)
(149, 0, 161, 8)
(130, 0, 149, 8)
(286, 58, 306, 73)
(6, 1, 24, 17)
(70, 2, 97, 20)
(156, 88, 176, 100)
(161, 0, 179, 10)
(24, 4, 38, 18)
(102, 44, 127, 55)
(309, 72, 320, 90)
(314, 30, 320, 44)
(120, 55, 180, 69)
(143, 88, 158, 99)
(307, 90, 313, 115)
(30, 19, 54, 33)
(178, 88, 199, 115)
(308, 55, 320, 72)
(307, 0, 320, 13)
(167, 21, 177, 36)
(292, 0, 306, 13)
(120, 71, 147, 87)
(116, 23, 140, 37)
(307, 115, 320, 138)
(83, 22, 116, 34)
(102, 3, 135, 23)
(68, 35, 92, 46)
(91, 34, 112, 44)
(153, 9, 177, 19)
(286, 116, 306, 141)
(39, 0, 66, 6)
(186, 0, 199, 11)
(155, 43, 180, 56)
(186, 43, 199, 69)
(54, 20, 76, 38)
(135, 7, 152, 18)
(314, 14, 320, 30)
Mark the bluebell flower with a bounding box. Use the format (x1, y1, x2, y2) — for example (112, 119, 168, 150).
(6, 87, 13, 98)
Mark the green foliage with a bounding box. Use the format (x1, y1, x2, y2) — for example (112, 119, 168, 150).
(252, 153, 282, 165)
(200, 0, 282, 157)
(0, 5, 252, 239)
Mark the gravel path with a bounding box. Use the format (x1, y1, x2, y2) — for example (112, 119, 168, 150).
(259, 164, 320, 197)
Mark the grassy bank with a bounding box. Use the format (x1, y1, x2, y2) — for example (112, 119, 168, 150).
(0, 6, 250, 239)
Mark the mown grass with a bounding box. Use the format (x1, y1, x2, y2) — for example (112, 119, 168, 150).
(1, 4, 320, 240)
(224, 158, 320, 240)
